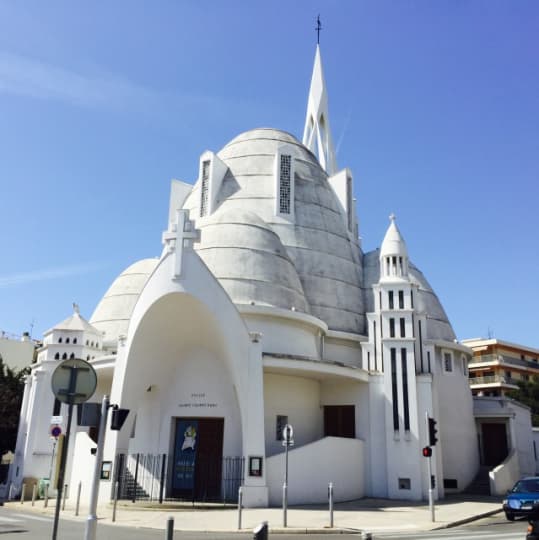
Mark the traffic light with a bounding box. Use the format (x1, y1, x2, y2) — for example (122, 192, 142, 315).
(422, 446, 432, 458)
(428, 417, 438, 446)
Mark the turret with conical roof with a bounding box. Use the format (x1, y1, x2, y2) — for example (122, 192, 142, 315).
(380, 214, 409, 281)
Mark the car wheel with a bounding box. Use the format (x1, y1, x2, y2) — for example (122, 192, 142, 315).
(505, 512, 515, 521)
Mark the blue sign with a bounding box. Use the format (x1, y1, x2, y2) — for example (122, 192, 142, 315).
(173, 420, 198, 490)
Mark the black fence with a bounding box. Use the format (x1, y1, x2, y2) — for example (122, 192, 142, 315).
(113, 453, 244, 504)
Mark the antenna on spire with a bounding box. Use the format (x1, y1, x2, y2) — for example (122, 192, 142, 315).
(316, 14, 322, 44)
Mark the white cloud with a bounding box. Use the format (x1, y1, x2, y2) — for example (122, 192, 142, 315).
(0, 51, 159, 109)
(0, 262, 107, 288)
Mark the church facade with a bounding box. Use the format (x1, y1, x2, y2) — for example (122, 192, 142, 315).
(11, 46, 479, 507)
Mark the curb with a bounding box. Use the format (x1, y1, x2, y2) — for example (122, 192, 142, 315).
(433, 508, 503, 530)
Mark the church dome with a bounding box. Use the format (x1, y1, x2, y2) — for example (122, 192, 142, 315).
(183, 128, 365, 334)
(195, 209, 309, 312)
(90, 258, 158, 345)
(363, 250, 456, 341)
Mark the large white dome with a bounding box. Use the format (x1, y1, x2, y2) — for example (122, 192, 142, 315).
(90, 258, 158, 345)
(184, 128, 365, 334)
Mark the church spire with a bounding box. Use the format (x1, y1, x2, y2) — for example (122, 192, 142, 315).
(302, 44, 337, 175)
(380, 214, 409, 280)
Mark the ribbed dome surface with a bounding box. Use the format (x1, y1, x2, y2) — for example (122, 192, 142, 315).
(90, 258, 158, 344)
(184, 128, 365, 333)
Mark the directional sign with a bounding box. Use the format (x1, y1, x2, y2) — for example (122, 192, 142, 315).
(51, 358, 97, 405)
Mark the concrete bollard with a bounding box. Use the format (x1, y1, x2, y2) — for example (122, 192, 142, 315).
(31, 484, 37, 506)
(112, 481, 119, 523)
(253, 521, 268, 540)
(75, 482, 82, 516)
(166, 516, 174, 540)
(8, 483, 14, 501)
(237, 486, 243, 530)
(20, 483, 26, 504)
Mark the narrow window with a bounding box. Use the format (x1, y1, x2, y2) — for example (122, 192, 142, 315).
(73, 338, 77, 344)
(62, 353, 67, 360)
(398, 290, 404, 309)
(400, 318, 406, 338)
(410, 290, 414, 309)
(58, 337, 63, 344)
(54, 353, 60, 360)
(200, 159, 211, 217)
(401, 348, 410, 431)
(418, 320, 424, 372)
(86, 340, 89, 346)
(279, 154, 292, 214)
(443, 351, 453, 373)
(391, 348, 399, 431)
(427, 350, 431, 373)
(66, 337, 70, 344)
(69, 353, 75, 359)
(276, 415, 288, 440)
(373, 320, 377, 371)
(389, 318, 395, 338)
(388, 291, 394, 310)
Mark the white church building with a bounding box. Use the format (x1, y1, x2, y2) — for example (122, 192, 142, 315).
(11, 45, 481, 507)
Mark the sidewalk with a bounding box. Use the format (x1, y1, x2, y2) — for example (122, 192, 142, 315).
(5, 495, 503, 535)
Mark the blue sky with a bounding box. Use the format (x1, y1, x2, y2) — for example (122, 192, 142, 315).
(0, 1, 537, 347)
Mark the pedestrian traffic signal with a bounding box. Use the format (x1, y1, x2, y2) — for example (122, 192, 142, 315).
(428, 417, 438, 446)
(422, 446, 432, 458)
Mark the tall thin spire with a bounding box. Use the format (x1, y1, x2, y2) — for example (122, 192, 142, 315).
(302, 38, 337, 175)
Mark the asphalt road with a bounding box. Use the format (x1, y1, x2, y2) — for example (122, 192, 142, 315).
(0, 506, 532, 539)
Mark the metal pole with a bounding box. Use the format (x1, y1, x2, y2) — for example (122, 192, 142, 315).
(84, 395, 110, 540)
(237, 486, 243, 530)
(328, 482, 334, 528)
(132, 453, 140, 503)
(44, 484, 49, 507)
(159, 454, 166, 504)
(52, 398, 75, 540)
(166, 516, 174, 540)
(112, 481, 119, 522)
(32, 484, 37, 506)
(75, 481, 82, 516)
(426, 411, 435, 522)
(20, 483, 25, 504)
(62, 484, 68, 510)
(283, 441, 288, 527)
(49, 439, 57, 481)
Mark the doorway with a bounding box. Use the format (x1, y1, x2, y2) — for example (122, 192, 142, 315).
(171, 417, 224, 500)
(481, 422, 508, 466)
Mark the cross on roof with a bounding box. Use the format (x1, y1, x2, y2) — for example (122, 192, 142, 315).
(162, 209, 200, 279)
(316, 15, 322, 44)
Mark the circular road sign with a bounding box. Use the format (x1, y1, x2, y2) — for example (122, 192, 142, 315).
(50, 425, 62, 438)
(51, 358, 97, 405)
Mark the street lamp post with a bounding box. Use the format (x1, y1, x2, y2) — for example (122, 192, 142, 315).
(282, 424, 294, 527)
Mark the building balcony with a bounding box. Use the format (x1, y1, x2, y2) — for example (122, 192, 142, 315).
(469, 375, 520, 389)
(469, 354, 539, 372)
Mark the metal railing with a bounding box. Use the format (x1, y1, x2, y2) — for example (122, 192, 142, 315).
(113, 453, 244, 504)
(470, 354, 539, 371)
(469, 375, 520, 386)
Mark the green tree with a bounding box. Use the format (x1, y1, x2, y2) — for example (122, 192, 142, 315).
(507, 376, 539, 426)
(0, 356, 28, 456)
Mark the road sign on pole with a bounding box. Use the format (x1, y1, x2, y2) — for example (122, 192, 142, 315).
(50, 359, 97, 540)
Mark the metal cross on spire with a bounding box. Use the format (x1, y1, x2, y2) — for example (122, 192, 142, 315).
(316, 14, 322, 44)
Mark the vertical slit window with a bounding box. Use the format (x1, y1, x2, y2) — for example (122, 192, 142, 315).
(400, 318, 406, 338)
(373, 320, 377, 371)
(200, 159, 211, 217)
(389, 318, 395, 338)
(401, 348, 410, 431)
(398, 290, 404, 309)
(410, 290, 414, 309)
(427, 350, 431, 373)
(279, 154, 292, 214)
(388, 291, 394, 310)
(391, 348, 399, 431)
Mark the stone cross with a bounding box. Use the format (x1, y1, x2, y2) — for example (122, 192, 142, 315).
(162, 209, 200, 279)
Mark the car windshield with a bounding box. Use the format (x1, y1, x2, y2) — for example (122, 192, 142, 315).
(512, 479, 539, 493)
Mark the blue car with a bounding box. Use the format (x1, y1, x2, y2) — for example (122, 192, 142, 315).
(503, 477, 539, 521)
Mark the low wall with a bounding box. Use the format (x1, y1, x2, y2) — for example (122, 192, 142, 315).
(266, 436, 364, 506)
(490, 449, 520, 496)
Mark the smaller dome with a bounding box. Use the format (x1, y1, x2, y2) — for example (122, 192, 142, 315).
(90, 258, 158, 345)
(380, 214, 408, 259)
